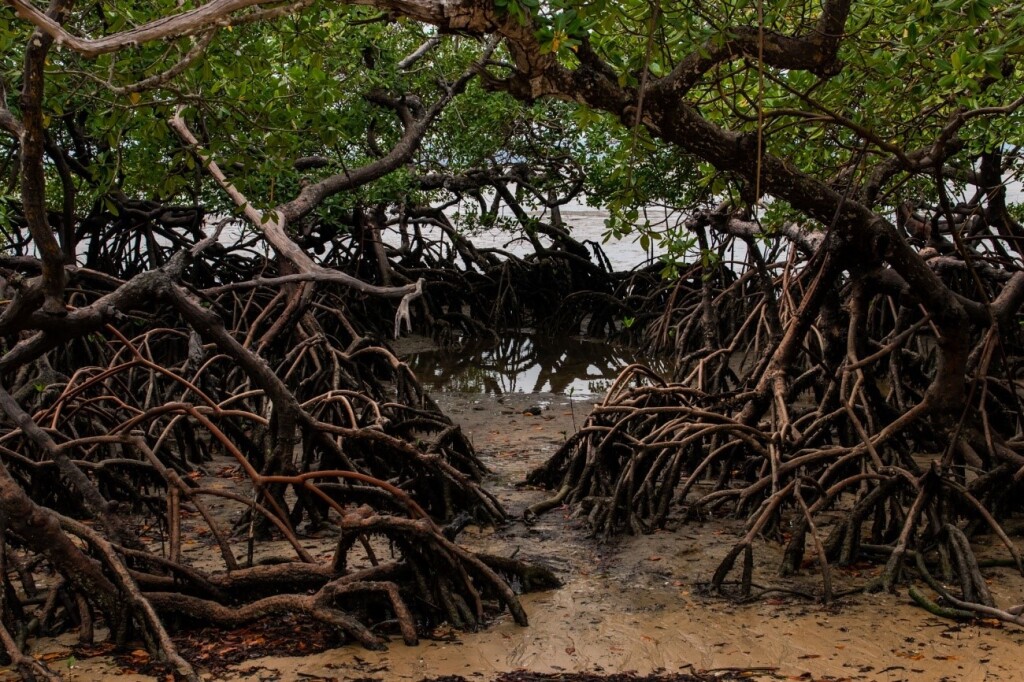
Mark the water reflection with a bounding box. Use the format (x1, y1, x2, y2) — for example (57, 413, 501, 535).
(405, 335, 671, 397)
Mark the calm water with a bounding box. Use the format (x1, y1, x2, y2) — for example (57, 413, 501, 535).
(405, 334, 672, 397)
(446, 206, 662, 272)
(398, 204, 675, 397)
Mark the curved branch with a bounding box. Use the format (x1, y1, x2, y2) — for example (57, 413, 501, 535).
(7, 0, 274, 57)
(652, 0, 852, 97)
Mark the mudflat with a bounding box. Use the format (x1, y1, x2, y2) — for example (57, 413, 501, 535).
(14, 390, 1023, 682)
(241, 391, 1024, 681)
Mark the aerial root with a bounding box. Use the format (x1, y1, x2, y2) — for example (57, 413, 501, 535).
(526, 227, 1024, 616)
(0, 249, 555, 672)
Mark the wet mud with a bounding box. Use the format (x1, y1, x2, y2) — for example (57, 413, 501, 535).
(221, 390, 1024, 682)
(8, 346, 1024, 682)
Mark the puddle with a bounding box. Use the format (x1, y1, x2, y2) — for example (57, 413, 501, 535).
(403, 335, 672, 397)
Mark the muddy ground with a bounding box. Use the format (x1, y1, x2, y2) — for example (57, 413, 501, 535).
(6, 389, 1024, 681)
